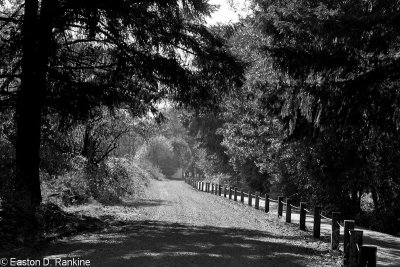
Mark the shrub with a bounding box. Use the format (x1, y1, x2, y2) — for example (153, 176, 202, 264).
(41, 156, 91, 206)
(41, 155, 159, 206)
(134, 158, 165, 181)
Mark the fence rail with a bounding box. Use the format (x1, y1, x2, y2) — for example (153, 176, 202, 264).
(186, 178, 377, 267)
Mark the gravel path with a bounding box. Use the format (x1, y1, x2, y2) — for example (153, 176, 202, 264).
(12, 178, 341, 267)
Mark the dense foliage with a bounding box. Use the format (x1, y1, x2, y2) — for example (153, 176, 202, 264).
(2, 0, 400, 241)
(182, 0, 400, 235)
(0, 0, 243, 245)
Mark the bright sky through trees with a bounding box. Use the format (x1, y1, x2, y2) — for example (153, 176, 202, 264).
(206, 0, 250, 25)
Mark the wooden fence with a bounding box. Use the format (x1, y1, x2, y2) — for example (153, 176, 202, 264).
(185, 179, 378, 267)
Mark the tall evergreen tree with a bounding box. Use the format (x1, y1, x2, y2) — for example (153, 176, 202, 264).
(216, 0, 400, 231)
(0, 0, 243, 239)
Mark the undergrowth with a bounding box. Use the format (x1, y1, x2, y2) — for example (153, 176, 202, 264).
(41, 156, 163, 206)
(0, 155, 163, 251)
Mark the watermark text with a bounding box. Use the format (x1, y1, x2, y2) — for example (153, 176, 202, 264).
(0, 257, 91, 267)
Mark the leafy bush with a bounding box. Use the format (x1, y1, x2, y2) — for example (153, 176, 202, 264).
(87, 157, 150, 204)
(134, 158, 165, 181)
(41, 155, 159, 206)
(41, 156, 91, 206)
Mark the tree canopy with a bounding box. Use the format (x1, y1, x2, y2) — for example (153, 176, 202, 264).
(2, 0, 400, 240)
(0, 0, 243, 243)
(182, 0, 400, 235)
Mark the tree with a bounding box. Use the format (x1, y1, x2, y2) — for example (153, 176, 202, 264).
(213, 0, 400, 232)
(181, 110, 236, 181)
(177, 1, 400, 235)
(136, 135, 180, 176)
(1, 0, 243, 239)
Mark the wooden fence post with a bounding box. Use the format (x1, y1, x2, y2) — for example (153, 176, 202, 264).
(229, 187, 232, 199)
(331, 212, 341, 250)
(211, 183, 214, 194)
(255, 193, 260, 210)
(286, 198, 291, 223)
(313, 206, 321, 238)
(264, 194, 269, 213)
(218, 185, 222, 196)
(215, 184, 219, 195)
(360, 245, 377, 267)
(240, 190, 244, 203)
(278, 196, 283, 217)
(234, 188, 238, 201)
(300, 202, 306, 230)
(248, 191, 252, 206)
(224, 185, 227, 197)
(349, 230, 363, 267)
(344, 220, 355, 266)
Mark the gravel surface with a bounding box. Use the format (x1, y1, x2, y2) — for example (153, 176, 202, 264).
(6, 178, 342, 266)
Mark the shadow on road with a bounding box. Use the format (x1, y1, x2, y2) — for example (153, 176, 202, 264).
(105, 199, 172, 208)
(32, 221, 325, 267)
(363, 234, 400, 266)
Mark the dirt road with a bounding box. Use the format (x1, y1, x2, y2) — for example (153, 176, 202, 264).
(16, 178, 340, 266)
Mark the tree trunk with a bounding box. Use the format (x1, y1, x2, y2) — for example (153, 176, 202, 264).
(371, 186, 379, 212)
(350, 189, 361, 214)
(15, 0, 41, 211)
(14, 0, 53, 242)
(81, 123, 93, 160)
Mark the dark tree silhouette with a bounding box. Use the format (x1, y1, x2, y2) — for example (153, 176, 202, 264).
(1, 0, 243, 240)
